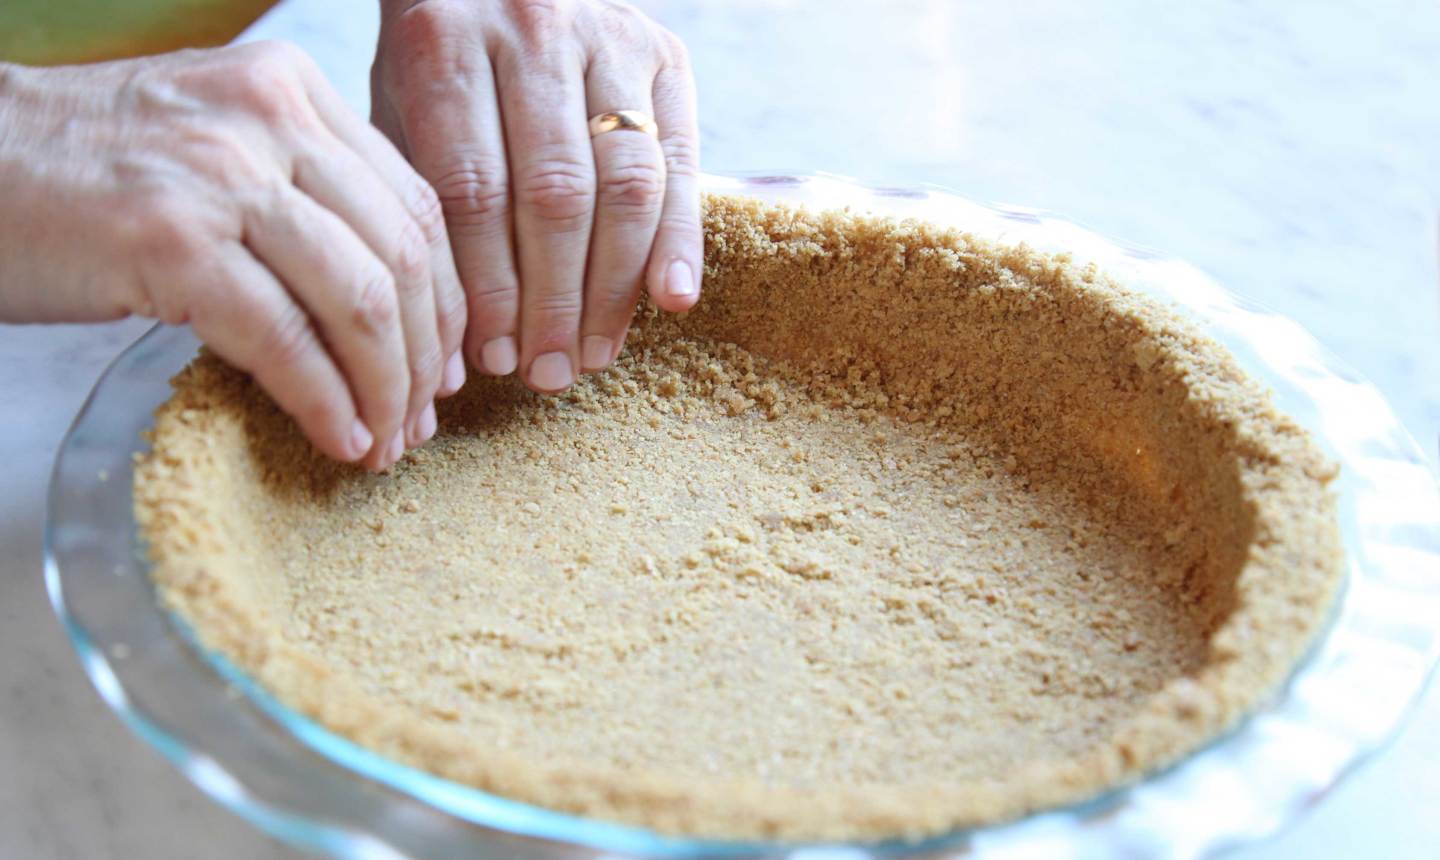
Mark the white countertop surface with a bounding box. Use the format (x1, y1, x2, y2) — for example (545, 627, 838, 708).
(3, 1, 1438, 857)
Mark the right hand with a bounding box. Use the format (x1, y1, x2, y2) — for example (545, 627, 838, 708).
(370, 0, 702, 392)
(0, 42, 467, 470)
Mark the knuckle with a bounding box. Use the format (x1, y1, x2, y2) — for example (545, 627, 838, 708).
(591, 272, 643, 303)
(248, 39, 310, 69)
(658, 216, 702, 242)
(384, 1, 483, 93)
(352, 269, 400, 333)
(467, 275, 521, 305)
(587, 295, 640, 332)
(528, 292, 583, 320)
(259, 304, 317, 368)
(181, 128, 269, 189)
(410, 340, 445, 389)
(393, 218, 432, 291)
(595, 2, 650, 44)
(230, 49, 289, 93)
(656, 28, 690, 68)
(596, 158, 664, 217)
(430, 161, 510, 229)
(388, 0, 457, 49)
(230, 63, 306, 124)
(659, 133, 700, 175)
(136, 281, 191, 326)
(508, 0, 574, 49)
(215, 44, 322, 131)
(438, 295, 468, 348)
(406, 180, 447, 244)
(516, 159, 596, 228)
(128, 193, 209, 266)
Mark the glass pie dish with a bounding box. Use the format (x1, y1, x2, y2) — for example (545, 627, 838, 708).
(46, 172, 1440, 859)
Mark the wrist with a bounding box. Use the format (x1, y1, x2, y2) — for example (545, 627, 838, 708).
(0, 62, 130, 324)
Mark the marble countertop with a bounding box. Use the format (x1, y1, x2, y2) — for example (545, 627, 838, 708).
(3, 0, 1437, 857)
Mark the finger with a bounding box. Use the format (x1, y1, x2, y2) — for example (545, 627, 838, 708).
(579, 72, 665, 373)
(377, 9, 520, 378)
(293, 138, 443, 449)
(646, 45, 703, 313)
(368, 65, 409, 157)
(188, 243, 372, 464)
(495, 40, 594, 393)
(243, 184, 409, 470)
(305, 61, 469, 399)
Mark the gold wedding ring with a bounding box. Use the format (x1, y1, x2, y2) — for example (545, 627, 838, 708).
(588, 110, 658, 138)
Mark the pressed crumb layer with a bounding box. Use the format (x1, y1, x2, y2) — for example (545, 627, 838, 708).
(135, 195, 1344, 841)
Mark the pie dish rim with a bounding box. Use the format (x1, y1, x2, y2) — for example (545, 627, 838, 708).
(46, 171, 1440, 859)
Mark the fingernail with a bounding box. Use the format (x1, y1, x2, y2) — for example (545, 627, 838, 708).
(481, 336, 518, 376)
(664, 260, 697, 298)
(529, 351, 574, 391)
(405, 402, 437, 448)
(348, 419, 374, 461)
(385, 431, 404, 468)
(581, 335, 613, 372)
(439, 350, 466, 396)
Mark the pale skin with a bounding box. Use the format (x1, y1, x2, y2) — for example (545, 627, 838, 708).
(0, 0, 702, 470)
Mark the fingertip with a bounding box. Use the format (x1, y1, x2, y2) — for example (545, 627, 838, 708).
(438, 349, 466, 397)
(528, 351, 575, 392)
(404, 408, 425, 448)
(404, 402, 437, 448)
(360, 430, 403, 472)
(346, 419, 375, 462)
(477, 336, 519, 376)
(650, 258, 700, 312)
(418, 401, 437, 444)
(664, 259, 697, 298)
(581, 335, 613, 373)
(611, 327, 629, 364)
(657, 291, 700, 313)
(384, 431, 405, 469)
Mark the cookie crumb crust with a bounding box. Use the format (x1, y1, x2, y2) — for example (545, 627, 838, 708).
(135, 195, 1344, 841)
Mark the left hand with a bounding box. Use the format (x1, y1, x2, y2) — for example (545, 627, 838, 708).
(371, 0, 702, 392)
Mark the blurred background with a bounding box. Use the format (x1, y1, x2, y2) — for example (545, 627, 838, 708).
(2, 0, 1437, 858)
(0, 0, 274, 63)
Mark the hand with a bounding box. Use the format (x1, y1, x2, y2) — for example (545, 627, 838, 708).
(0, 42, 467, 469)
(371, 0, 702, 391)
